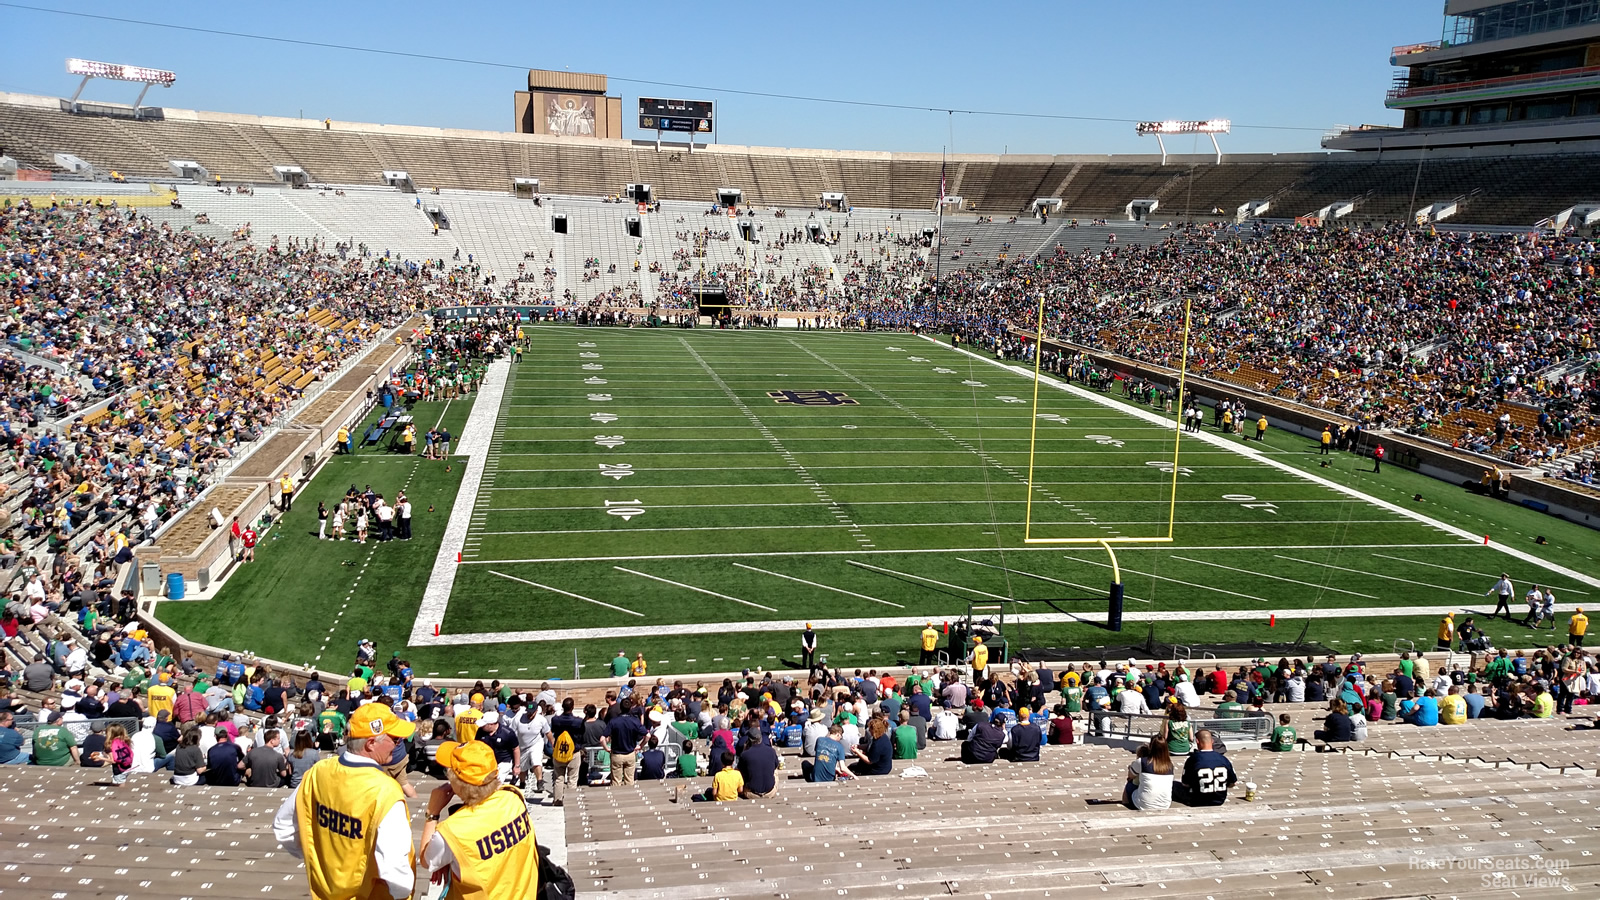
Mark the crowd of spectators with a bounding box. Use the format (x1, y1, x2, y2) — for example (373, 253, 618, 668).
(0, 196, 477, 598)
(922, 224, 1599, 467)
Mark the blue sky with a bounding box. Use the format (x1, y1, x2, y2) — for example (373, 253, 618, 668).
(0, 1, 1445, 155)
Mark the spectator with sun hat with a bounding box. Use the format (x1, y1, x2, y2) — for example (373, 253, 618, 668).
(273, 702, 417, 900)
(420, 737, 539, 899)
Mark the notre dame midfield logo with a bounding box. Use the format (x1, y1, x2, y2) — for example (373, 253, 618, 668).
(768, 390, 859, 406)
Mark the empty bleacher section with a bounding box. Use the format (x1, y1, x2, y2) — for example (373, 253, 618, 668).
(11, 92, 1600, 225)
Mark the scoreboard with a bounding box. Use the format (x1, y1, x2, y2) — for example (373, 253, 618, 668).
(639, 98, 714, 133)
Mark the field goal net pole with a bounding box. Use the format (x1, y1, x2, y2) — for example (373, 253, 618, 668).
(1020, 294, 1194, 632)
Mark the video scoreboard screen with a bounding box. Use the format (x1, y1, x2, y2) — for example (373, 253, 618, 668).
(639, 98, 714, 133)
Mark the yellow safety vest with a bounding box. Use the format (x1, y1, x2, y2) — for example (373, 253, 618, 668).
(456, 708, 483, 744)
(921, 628, 939, 652)
(294, 756, 412, 900)
(147, 685, 175, 721)
(436, 786, 539, 900)
(1571, 614, 1589, 637)
(972, 645, 989, 671)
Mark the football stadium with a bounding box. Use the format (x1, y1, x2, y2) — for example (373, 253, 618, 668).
(4, 2, 1600, 898)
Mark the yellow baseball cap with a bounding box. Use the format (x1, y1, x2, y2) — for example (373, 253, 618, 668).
(347, 703, 416, 741)
(435, 740, 497, 785)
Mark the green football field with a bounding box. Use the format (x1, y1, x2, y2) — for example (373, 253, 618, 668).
(159, 326, 1600, 680)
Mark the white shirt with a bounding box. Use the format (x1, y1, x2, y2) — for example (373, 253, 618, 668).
(1286, 676, 1306, 703)
(272, 752, 414, 900)
(1118, 690, 1150, 715)
(515, 711, 550, 756)
(398, 501, 411, 519)
(1128, 759, 1173, 811)
(131, 728, 158, 773)
(1174, 680, 1201, 708)
(931, 711, 958, 740)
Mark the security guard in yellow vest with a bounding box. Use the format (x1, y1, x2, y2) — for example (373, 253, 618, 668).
(421, 740, 539, 900)
(919, 622, 940, 666)
(971, 637, 990, 687)
(1571, 607, 1589, 647)
(273, 704, 417, 900)
(456, 705, 483, 743)
(279, 472, 296, 511)
(336, 425, 351, 455)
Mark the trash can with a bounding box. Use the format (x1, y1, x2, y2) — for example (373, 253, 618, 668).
(166, 572, 186, 600)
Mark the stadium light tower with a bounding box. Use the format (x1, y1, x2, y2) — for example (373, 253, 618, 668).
(66, 58, 177, 118)
(1136, 119, 1230, 165)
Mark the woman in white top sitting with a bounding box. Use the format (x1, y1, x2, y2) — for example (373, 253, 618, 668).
(1123, 736, 1175, 811)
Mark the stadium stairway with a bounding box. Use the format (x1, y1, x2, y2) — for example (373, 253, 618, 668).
(565, 721, 1600, 899)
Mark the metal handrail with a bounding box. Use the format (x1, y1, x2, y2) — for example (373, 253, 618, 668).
(1387, 64, 1600, 102)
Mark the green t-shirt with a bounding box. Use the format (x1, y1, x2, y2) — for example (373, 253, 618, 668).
(610, 656, 629, 677)
(1064, 686, 1083, 713)
(1270, 725, 1297, 751)
(892, 724, 918, 760)
(676, 751, 698, 778)
(316, 710, 347, 735)
(1399, 659, 1415, 678)
(121, 670, 148, 691)
(671, 721, 700, 741)
(1216, 702, 1243, 719)
(32, 724, 77, 766)
(1165, 720, 1193, 754)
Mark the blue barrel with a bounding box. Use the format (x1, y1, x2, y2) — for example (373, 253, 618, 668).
(166, 572, 186, 600)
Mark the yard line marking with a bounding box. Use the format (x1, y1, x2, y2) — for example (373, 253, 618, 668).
(1274, 555, 1479, 595)
(846, 560, 1017, 602)
(731, 563, 904, 608)
(1369, 553, 1591, 595)
(487, 570, 645, 617)
(956, 557, 1149, 604)
(433, 398, 454, 430)
(1169, 555, 1379, 599)
(1064, 555, 1267, 603)
(614, 566, 778, 612)
(458, 542, 1460, 566)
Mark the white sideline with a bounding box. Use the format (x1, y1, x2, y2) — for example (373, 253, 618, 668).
(923, 334, 1600, 591)
(409, 359, 510, 645)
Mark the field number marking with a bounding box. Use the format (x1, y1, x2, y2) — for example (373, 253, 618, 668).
(1146, 460, 1194, 477)
(593, 435, 625, 448)
(605, 499, 646, 521)
(1222, 493, 1279, 514)
(1086, 434, 1125, 448)
(598, 462, 635, 481)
